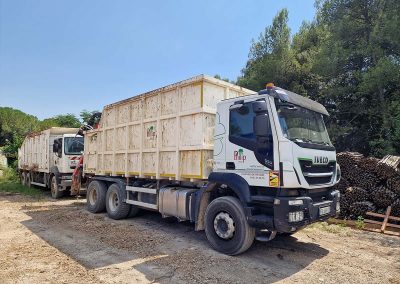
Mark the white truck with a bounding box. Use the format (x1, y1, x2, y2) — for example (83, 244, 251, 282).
(74, 75, 341, 255)
(18, 127, 84, 198)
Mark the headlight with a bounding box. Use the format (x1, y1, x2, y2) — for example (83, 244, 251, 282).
(289, 200, 303, 205)
(288, 211, 304, 222)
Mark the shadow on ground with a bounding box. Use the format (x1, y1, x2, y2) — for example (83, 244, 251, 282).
(15, 196, 329, 283)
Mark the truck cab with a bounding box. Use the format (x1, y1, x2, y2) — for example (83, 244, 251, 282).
(50, 134, 84, 197)
(211, 83, 340, 235)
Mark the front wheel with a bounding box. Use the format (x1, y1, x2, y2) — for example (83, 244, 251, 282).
(205, 196, 255, 255)
(50, 175, 63, 199)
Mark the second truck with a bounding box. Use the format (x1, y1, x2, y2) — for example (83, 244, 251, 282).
(73, 75, 341, 255)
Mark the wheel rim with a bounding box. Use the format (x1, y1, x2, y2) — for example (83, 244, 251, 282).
(88, 187, 97, 205)
(108, 190, 119, 212)
(214, 212, 235, 239)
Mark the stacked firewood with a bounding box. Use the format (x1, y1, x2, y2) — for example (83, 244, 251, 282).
(335, 152, 400, 219)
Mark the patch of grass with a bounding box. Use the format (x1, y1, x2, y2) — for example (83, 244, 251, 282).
(304, 221, 352, 237)
(0, 167, 43, 197)
(355, 216, 365, 229)
(0, 181, 44, 197)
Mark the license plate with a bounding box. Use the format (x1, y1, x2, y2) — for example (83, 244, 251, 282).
(319, 206, 331, 216)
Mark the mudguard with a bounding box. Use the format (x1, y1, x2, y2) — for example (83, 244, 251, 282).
(208, 172, 252, 204)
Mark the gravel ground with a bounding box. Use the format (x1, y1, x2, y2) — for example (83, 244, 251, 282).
(0, 192, 399, 284)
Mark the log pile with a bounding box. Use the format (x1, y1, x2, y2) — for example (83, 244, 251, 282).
(334, 152, 400, 219)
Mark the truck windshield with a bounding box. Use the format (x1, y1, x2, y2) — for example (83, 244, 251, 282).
(64, 137, 84, 155)
(276, 103, 332, 147)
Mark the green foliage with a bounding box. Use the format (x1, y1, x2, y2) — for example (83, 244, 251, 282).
(237, 1, 400, 157)
(0, 107, 97, 160)
(0, 166, 42, 197)
(355, 216, 365, 230)
(80, 109, 100, 124)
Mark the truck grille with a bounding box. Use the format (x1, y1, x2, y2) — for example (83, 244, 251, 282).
(299, 160, 335, 185)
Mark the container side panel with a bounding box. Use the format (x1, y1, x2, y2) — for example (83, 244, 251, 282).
(159, 151, 176, 176)
(115, 153, 126, 173)
(161, 118, 177, 148)
(180, 150, 203, 178)
(117, 104, 130, 124)
(116, 126, 127, 150)
(143, 122, 157, 149)
(127, 153, 140, 174)
(128, 125, 141, 150)
(103, 108, 116, 128)
(203, 114, 216, 147)
(130, 101, 143, 122)
(144, 95, 160, 119)
(180, 114, 203, 147)
(105, 129, 114, 151)
(104, 154, 113, 173)
(203, 82, 225, 110)
(161, 89, 179, 116)
(142, 152, 156, 175)
(181, 83, 201, 112)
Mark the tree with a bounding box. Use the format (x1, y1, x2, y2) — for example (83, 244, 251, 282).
(237, 9, 296, 91)
(237, 1, 400, 157)
(80, 109, 100, 124)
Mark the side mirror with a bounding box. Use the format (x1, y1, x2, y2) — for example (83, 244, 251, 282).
(53, 140, 59, 153)
(252, 100, 268, 114)
(57, 138, 62, 157)
(254, 114, 271, 137)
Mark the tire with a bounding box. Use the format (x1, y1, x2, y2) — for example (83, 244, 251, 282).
(50, 175, 63, 199)
(106, 183, 130, 220)
(26, 172, 32, 188)
(21, 172, 27, 186)
(86, 180, 107, 213)
(205, 196, 255, 255)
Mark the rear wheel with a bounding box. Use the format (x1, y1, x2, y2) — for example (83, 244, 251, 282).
(50, 175, 63, 199)
(106, 183, 130, 220)
(86, 180, 107, 213)
(26, 172, 32, 188)
(205, 196, 255, 255)
(21, 172, 27, 186)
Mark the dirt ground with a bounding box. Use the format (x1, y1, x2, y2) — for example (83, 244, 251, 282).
(0, 192, 399, 284)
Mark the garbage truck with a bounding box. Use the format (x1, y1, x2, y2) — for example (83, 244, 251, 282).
(18, 127, 84, 198)
(75, 75, 341, 255)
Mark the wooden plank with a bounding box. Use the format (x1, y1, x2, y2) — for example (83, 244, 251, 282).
(381, 206, 392, 232)
(364, 219, 383, 225)
(386, 223, 400, 229)
(388, 215, 400, 222)
(366, 211, 385, 218)
(383, 230, 400, 237)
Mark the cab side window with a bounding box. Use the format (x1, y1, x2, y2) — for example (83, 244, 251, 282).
(229, 103, 257, 150)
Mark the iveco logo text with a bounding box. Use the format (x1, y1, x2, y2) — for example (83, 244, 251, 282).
(314, 156, 329, 164)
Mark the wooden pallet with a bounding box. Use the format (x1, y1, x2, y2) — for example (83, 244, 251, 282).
(364, 206, 400, 236)
(328, 206, 400, 237)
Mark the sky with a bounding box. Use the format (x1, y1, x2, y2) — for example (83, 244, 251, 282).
(0, 0, 316, 120)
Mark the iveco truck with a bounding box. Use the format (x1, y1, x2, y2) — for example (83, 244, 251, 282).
(74, 75, 340, 255)
(18, 127, 84, 198)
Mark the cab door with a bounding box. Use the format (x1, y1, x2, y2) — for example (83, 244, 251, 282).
(226, 99, 274, 171)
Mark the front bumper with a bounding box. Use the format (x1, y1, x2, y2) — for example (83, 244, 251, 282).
(247, 190, 340, 233)
(273, 190, 340, 233)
